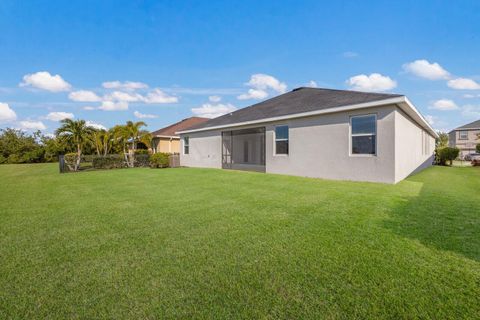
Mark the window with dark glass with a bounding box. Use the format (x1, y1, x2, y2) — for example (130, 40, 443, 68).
(183, 136, 189, 154)
(459, 131, 468, 140)
(351, 115, 376, 155)
(275, 125, 289, 155)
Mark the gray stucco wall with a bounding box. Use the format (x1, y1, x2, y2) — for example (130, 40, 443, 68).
(394, 108, 435, 183)
(262, 105, 396, 183)
(180, 130, 222, 168)
(180, 104, 434, 183)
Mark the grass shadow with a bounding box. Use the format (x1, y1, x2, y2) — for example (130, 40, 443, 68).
(383, 167, 480, 262)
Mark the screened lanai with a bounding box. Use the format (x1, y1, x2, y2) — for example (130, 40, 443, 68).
(221, 127, 266, 172)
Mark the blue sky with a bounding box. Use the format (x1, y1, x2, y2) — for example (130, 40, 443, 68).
(1, 0, 480, 134)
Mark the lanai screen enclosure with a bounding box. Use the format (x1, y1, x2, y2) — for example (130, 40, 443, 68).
(222, 127, 266, 172)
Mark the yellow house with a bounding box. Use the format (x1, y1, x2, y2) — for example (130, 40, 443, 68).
(151, 117, 208, 153)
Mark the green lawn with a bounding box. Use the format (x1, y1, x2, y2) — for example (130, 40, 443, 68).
(0, 164, 479, 319)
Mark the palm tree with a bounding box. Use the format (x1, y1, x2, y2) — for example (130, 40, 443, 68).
(138, 130, 153, 150)
(91, 128, 115, 156)
(112, 125, 132, 166)
(55, 119, 94, 171)
(125, 121, 147, 151)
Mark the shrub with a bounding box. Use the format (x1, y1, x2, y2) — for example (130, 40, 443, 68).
(476, 143, 480, 153)
(436, 147, 460, 166)
(472, 159, 480, 166)
(92, 155, 125, 169)
(134, 149, 150, 155)
(150, 153, 170, 168)
(134, 154, 150, 167)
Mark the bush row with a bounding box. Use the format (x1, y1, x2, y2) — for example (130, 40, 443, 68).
(62, 152, 175, 171)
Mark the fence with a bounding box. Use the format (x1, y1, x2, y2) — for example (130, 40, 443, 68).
(59, 153, 180, 173)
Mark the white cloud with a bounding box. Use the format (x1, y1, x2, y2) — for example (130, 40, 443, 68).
(102, 81, 148, 91)
(306, 80, 318, 88)
(86, 121, 107, 130)
(83, 106, 96, 110)
(402, 59, 450, 80)
(143, 88, 178, 104)
(461, 105, 480, 118)
(429, 99, 459, 111)
(237, 74, 287, 100)
(68, 90, 101, 102)
(98, 101, 129, 111)
(0, 102, 17, 122)
(209, 95, 221, 102)
(342, 51, 358, 58)
(44, 111, 75, 121)
(19, 120, 46, 131)
(346, 73, 397, 92)
(191, 103, 236, 118)
(447, 78, 480, 90)
(104, 91, 144, 102)
(238, 88, 269, 100)
(20, 71, 71, 92)
(134, 111, 158, 119)
(463, 94, 476, 98)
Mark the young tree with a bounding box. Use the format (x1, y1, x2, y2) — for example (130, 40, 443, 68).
(438, 147, 460, 166)
(435, 131, 449, 148)
(55, 119, 94, 171)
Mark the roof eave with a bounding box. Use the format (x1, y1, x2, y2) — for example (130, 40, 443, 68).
(177, 96, 438, 138)
(397, 97, 439, 138)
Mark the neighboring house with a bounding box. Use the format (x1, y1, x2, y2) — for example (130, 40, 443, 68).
(151, 117, 208, 153)
(177, 87, 438, 184)
(448, 120, 480, 158)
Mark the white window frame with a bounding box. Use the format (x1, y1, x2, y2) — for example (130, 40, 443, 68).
(183, 136, 189, 155)
(459, 131, 468, 140)
(274, 125, 289, 156)
(349, 114, 377, 157)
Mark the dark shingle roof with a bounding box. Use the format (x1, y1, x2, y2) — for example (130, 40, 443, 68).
(151, 117, 209, 136)
(186, 87, 403, 131)
(454, 119, 480, 130)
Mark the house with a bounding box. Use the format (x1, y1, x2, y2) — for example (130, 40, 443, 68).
(177, 87, 438, 184)
(448, 120, 480, 158)
(150, 117, 209, 153)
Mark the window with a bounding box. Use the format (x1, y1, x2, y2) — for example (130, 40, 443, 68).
(351, 114, 376, 155)
(183, 136, 189, 154)
(275, 125, 289, 155)
(459, 131, 468, 140)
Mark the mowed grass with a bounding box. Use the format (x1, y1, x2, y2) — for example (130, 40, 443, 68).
(0, 164, 479, 319)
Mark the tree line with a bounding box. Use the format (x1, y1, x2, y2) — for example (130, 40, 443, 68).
(0, 119, 152, 167)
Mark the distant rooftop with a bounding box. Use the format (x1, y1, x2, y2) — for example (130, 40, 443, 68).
(151, 117, 209, 137)
(185, 87, 403, 131)
(452, 119, 480, 131)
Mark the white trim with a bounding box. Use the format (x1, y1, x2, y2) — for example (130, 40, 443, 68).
(177, 96, 439, 138)
(153, 134, 180, 139)
(349, 114, 377, 157)
(273, 124, 289, 156)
